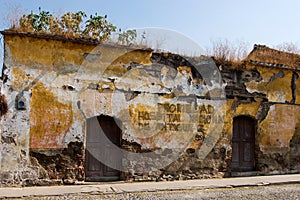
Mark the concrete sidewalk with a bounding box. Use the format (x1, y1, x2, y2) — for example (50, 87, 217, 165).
(0, 174, 300, 198)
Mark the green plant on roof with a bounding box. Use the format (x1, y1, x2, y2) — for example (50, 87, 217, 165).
(16, 8, 136, 44)
(60, 11, 86, 35)
(19, 7, 53, 32)
(83, 13, 116, 41)
(117, 29, 137, 45)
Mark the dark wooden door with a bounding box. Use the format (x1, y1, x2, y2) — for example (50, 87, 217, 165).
(231, 116, 255, 172)
(85, 115, 121, 181)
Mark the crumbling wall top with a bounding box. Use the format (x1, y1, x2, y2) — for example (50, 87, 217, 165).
(245, 44, 300, 71)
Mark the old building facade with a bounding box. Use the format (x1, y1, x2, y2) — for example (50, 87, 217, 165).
(0, 31, 299, 186)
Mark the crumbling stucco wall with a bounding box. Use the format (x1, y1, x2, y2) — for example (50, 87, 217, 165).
(221, 46, 300, 174)
(0, 32, 299, 186)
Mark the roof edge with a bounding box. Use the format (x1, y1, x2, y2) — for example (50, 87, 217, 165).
(244, 44, 300, 70)
(0, 29, 150, 51)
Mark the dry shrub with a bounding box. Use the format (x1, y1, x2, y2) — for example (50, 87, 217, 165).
(274, 42, 300, 54)
(206, 39, 250, 64)
(2, 2, 26, 30)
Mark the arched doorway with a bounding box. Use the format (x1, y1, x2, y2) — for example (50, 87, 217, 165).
(231, 116, 256, 172)
(85, 115, 121, 181)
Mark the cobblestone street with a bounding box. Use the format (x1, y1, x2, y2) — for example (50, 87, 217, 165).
(5, 184, 300, 200)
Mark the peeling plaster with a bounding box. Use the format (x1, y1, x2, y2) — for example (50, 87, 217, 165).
(1, 32, 300, 186)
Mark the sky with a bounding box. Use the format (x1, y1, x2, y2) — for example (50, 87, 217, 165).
(0, 0, 300, 56)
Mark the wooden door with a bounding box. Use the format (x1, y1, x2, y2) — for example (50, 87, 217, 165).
(85, 115, 121, 181)
(231, 116, 255, 172)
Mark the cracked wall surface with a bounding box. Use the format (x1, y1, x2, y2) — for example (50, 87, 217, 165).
(0, 32, 299, 186)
